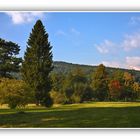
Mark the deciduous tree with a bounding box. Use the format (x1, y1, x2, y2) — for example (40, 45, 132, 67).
(0, 38, 22, 78)
(91, 64, 108, 101)
(108, 80, 122, 100)
(0, 78, 34, 109)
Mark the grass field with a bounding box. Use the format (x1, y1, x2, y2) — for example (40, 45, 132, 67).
(0, 102, 140, 128)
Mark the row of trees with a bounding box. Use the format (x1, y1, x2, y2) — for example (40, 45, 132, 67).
(50, 64, 140, 104)
(0, 63, 139, 108)
(0, 19, 140, 109)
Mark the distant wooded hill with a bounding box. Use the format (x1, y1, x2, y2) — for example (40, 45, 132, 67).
(53, 61, 140, 82)
(13, 61, 140, 82)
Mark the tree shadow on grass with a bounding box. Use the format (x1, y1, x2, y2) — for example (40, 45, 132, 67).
(0, 106, 140, 128)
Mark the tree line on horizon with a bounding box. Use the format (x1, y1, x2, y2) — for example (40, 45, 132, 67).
(0, 20, 140, 109)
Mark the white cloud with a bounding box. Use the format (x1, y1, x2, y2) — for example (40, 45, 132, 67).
(94, 29, 140, 70)
(55, 30, 66, 36)
(100, 57, 140, 71)
(130, 16, 140, 25)
(126, 56, 140, 70)
(70, 28, 80, 35)
(95, 40, 117, 54)
(96, 46, 108, 54)
(55, 28, 80, 37)
(96, 32, 140, 53)
(5, 12, 44, 24)
(121, 33, 140, 51)
(102, 60, 122, 68)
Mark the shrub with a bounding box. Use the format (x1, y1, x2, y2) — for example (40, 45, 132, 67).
(0, 78, 34, 109)
(50, 90, 65, 104)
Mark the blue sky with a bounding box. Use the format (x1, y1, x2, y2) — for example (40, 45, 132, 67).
(0, 12, 140, 70)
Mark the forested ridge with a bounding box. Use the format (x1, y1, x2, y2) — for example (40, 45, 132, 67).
(14, 61, 140, 82)
(53, 61, 140, 82)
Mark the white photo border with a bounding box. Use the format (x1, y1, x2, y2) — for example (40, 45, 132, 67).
(0, 0, 140, 139)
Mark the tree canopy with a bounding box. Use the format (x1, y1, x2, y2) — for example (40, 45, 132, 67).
(0, 38, 22, 78)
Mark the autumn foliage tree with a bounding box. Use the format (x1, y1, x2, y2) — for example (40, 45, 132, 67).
(121, 72, 135, 101)
(132, 82, 140, 99)
(108, 80, 122, 100)
(124, 72, 134, 87)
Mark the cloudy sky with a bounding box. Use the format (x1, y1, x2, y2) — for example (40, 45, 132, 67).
(0, 12, 140, 70)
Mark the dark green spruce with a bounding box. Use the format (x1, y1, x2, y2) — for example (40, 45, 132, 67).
(21, 20, 53, 107)
(0, 38, 22, 78)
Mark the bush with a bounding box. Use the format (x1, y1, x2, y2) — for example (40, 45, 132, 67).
(50, 90, 66, 104)
(0, 78, 34, 109)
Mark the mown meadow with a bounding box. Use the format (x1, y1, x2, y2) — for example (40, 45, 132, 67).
(0, 102, 140, 128)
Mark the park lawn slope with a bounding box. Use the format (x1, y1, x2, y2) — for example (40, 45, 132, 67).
(0, 102, 140, 128)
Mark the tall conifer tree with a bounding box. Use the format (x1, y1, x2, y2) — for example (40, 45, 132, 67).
(21, 20, 53, 107)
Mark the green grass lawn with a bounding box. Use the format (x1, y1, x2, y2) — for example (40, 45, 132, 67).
(0, 102, 140, 128)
